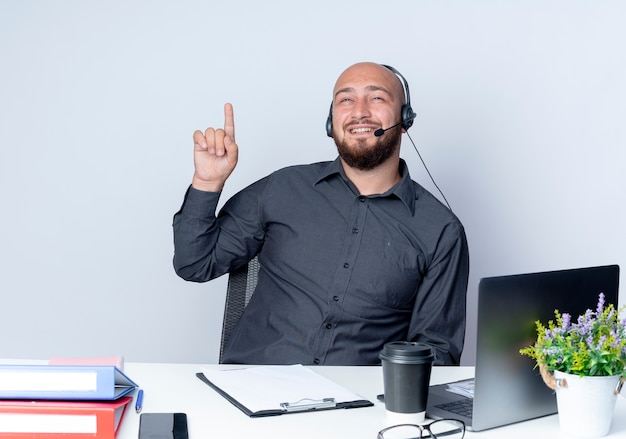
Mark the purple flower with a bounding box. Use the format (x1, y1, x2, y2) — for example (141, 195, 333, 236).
(542, 347, 560, 356)
(606, 308, 615, 322)
(561, 313, 571, 329)
(597, 292, 606, 314)
(577, 319, 592, 336)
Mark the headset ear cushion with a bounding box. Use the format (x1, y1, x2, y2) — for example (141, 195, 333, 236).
(325, 104, 334, 137)
(401, 104, 416, 130)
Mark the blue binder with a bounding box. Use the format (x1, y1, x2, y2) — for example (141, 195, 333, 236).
(0, 364, 138, 400)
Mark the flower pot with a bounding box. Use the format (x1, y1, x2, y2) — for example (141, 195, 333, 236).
(552, 370, 623, 438)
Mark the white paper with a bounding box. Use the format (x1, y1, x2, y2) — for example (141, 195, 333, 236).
(0, 371, 97, 392)
(0, 413, 97, 433)
(201, 364, 367, 413)
(445, 379, 475, 399)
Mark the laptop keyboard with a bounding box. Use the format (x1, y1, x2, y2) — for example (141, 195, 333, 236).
(434, 398, 473, 418)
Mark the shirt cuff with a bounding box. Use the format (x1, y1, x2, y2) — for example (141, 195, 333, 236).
(180, 185, 221, 218)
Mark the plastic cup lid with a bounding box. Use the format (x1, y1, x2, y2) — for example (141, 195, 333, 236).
(379, 341, 435, 364)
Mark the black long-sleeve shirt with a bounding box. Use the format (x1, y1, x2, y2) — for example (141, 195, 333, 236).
(173, 158, 469, 365)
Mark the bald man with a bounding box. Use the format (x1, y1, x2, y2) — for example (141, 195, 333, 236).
(173, 62, 469, 366)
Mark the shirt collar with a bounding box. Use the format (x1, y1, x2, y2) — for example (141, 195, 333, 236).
(315, 157, 417, 215)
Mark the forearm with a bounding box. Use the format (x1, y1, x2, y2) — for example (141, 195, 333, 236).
(408, 223, 470, 365)
(172, 186, 223, 282)
(172, 177, 268, 282)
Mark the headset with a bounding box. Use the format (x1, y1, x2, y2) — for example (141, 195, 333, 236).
(325, 64, 417, 138)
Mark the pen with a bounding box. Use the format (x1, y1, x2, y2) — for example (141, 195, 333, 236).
(135, 389, 144, 414)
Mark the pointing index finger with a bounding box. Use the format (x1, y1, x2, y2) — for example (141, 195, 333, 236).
(224, 103, 235, 141)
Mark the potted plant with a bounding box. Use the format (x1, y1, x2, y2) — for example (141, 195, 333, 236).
(520, 293, 626, 438)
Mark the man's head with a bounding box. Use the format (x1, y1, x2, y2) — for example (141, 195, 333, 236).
(327, 62, 412, 171)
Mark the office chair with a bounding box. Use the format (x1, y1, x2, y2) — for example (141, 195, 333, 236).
(218, 256, 260, 363)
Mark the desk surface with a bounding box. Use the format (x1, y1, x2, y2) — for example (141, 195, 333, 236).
(112, 363, 626, 439)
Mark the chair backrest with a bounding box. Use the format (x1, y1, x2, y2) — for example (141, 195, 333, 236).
(219, 256, 260, 363)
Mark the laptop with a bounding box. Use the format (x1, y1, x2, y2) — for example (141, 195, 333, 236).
(426, 264, 620, 431)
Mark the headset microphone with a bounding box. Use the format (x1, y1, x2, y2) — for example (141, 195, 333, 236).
(374, 121, 403, 137)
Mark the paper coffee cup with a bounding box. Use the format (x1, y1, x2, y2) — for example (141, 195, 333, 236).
(380, 341, 435, 425)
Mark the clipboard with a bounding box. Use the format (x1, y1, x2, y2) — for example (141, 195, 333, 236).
(196, 365, 373, 417)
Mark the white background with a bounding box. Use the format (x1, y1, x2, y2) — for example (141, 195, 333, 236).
(1, 1, 624, 365)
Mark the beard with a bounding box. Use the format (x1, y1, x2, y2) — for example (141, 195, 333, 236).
(335, 126, 402, 171)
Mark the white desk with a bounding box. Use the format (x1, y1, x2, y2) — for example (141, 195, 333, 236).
(116, 363, 626, 439)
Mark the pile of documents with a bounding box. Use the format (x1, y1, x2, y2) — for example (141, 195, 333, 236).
(445, 378, 475, 398)
(0, 360, 138, 438)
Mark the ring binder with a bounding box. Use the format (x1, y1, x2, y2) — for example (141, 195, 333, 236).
(280, 397, 336, 412)
(0, 364, 138, 401)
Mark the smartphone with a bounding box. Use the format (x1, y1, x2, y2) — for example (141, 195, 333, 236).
(138, 413, 189, 439)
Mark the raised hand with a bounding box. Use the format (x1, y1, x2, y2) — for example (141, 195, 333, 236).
(191, 103, 239, 192)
